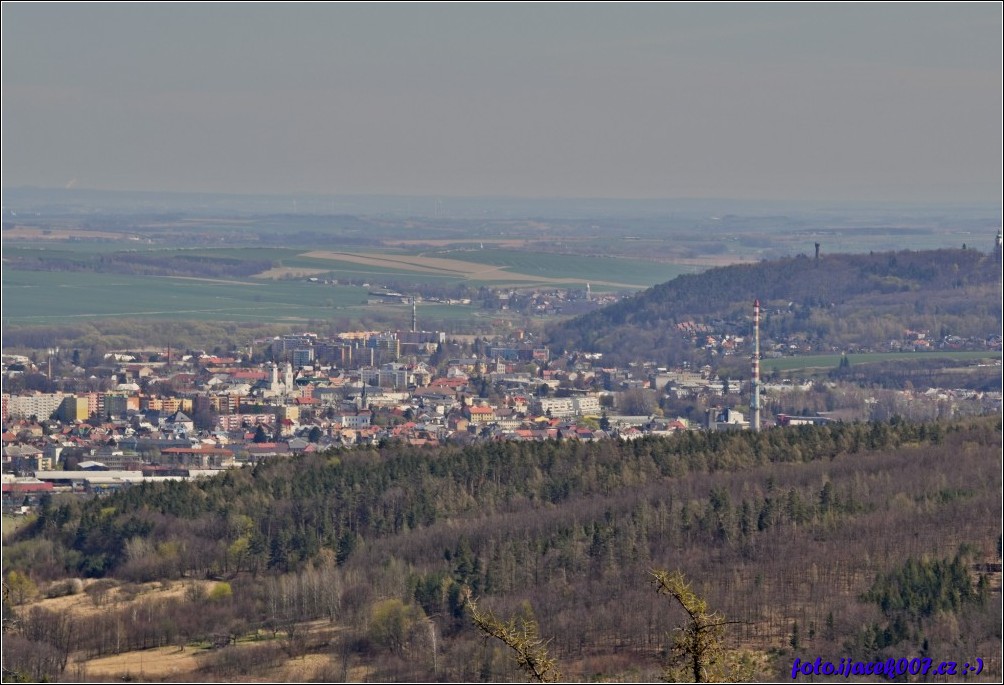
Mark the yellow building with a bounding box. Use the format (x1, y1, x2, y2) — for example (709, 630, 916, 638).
(276, 405, 300, 423)
(159, 397, 192, 414)
(140, 396, 192, 413)
(58, 396, 90, 422)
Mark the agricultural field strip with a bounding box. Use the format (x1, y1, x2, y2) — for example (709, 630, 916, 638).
(383, 238, 531, 248)
(3, 307, 332, 323)
(303, 250, 502, 276)
(253, 267, 337, 279)
(2, 226, 137, 240)
(1, 279, 487, 325)
(159, 276, 263, 286)
(6, 242, 675, 286)
(1, 271, 375, 322)
(427, 247, 684, 284)
(761, 351, 1001, 372)
(256, 266, 468, 282)
(301, 250, 641, 287)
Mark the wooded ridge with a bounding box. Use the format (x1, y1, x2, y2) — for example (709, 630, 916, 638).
(4, 416, 1000, 681)
(546, 248, 1002, 366)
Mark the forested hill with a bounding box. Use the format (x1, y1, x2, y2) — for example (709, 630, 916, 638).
(547, 247, 1002, 366)
(4, 418, 1001, 681)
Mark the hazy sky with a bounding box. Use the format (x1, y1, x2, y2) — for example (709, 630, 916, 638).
(2, 3, 1001, 203)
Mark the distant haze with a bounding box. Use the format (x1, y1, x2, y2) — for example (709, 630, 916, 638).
(2, 3, 1001, 204)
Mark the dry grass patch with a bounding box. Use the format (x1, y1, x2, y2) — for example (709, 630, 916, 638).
(3, 226, 135, 240)
(382, 238, 530, 248)
(71, 618, 349, 682)
(254, 266, 333, 279)
(160, 275, 263, 286)
(301, 250, 638, 287)
(75, 645, 203, 681)
(32, 579, 214, 621)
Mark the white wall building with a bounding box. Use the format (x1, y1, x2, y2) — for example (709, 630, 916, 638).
(5, 393, 67, 420)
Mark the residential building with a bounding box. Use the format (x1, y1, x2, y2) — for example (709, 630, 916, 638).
(5, 392, 66, 421)
(58, 396, 90, 423)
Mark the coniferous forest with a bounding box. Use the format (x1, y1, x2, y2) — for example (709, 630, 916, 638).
(3, 417, 1001, 682)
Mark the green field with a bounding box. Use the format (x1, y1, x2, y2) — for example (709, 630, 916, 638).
(0, 269, 505, 327)
(2, 244, 128, 260)
(425, 248, 686, 287)
(1, 270, 372, 324)
(2, 514, 34, 539)
(760, 350, 1002, 374)
(2, 241, 697, 324)
(6, 242, 693, 287)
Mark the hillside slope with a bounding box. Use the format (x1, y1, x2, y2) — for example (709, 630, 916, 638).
(3, 418, 1001, 682)
(546, 248, 1001, 367)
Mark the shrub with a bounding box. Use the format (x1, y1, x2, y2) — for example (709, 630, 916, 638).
(44, 578, 83, 599)
(209, 581, 233, 602)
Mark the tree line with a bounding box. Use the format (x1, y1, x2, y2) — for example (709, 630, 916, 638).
(5, 251, 276, 279)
